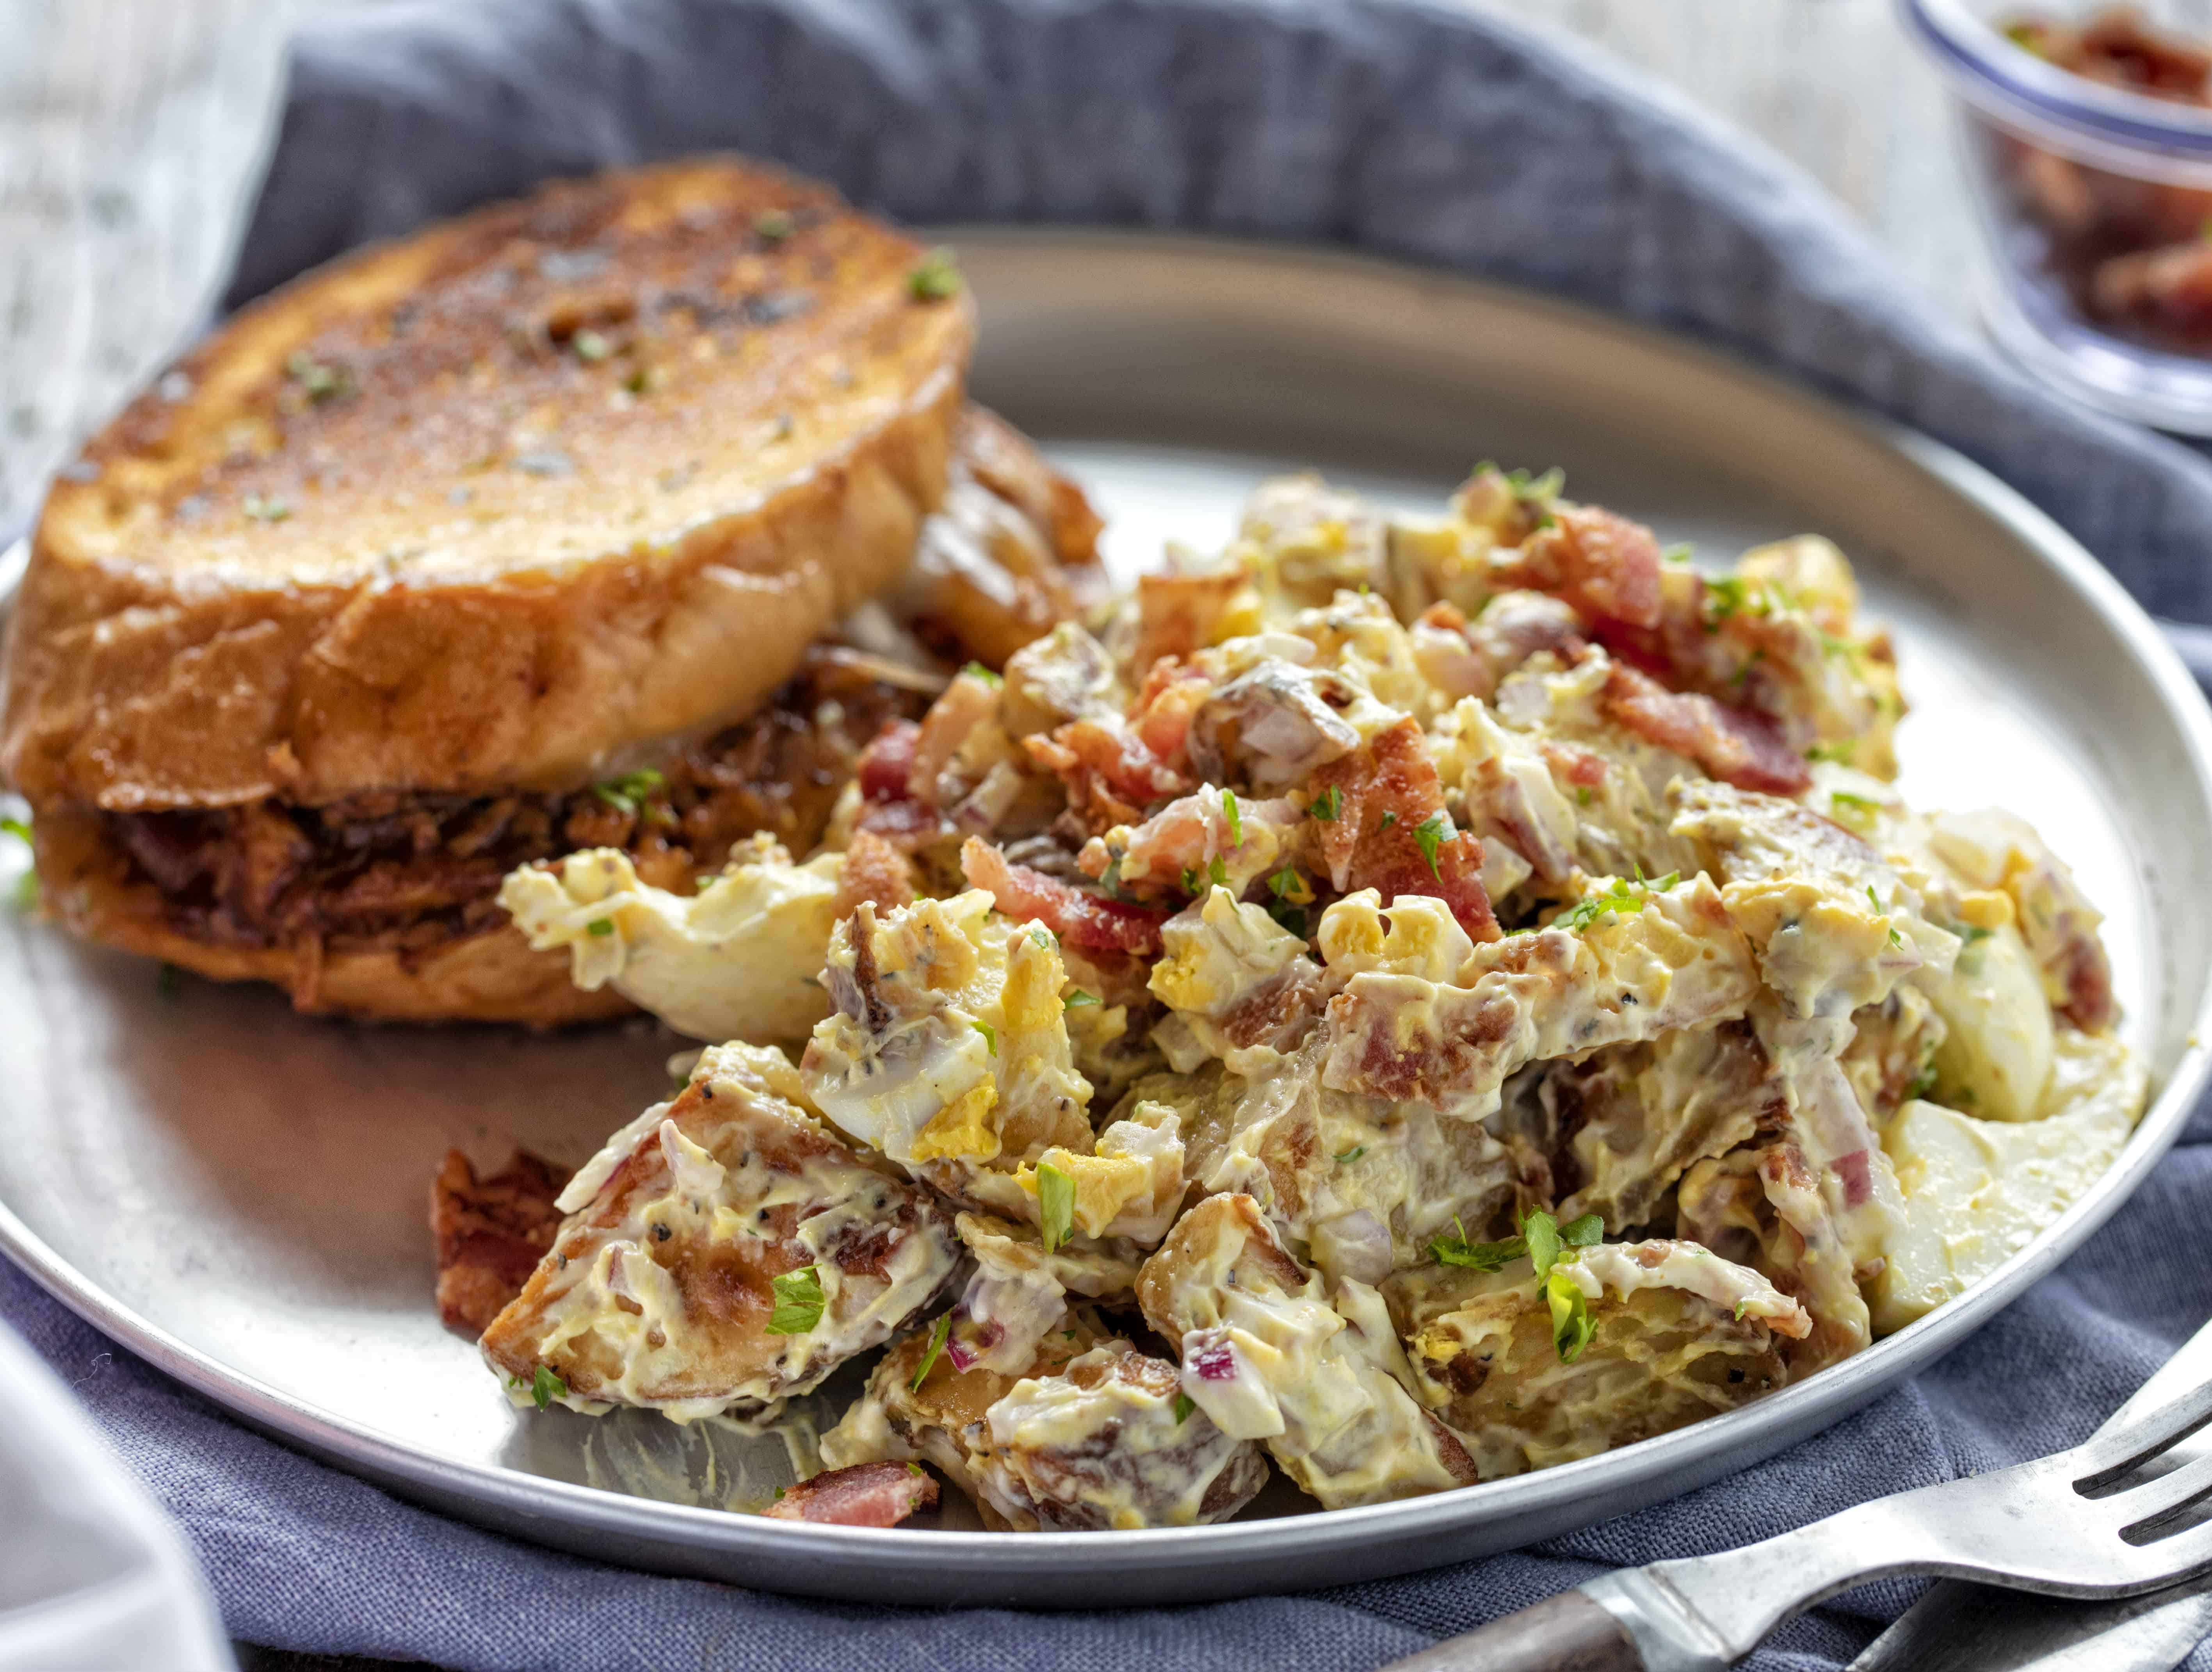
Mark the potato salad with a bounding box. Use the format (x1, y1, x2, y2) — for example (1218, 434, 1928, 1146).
(480, 463, 2143, 1529)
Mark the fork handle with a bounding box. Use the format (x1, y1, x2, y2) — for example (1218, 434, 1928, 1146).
(1375, 1590, 1644, 1672)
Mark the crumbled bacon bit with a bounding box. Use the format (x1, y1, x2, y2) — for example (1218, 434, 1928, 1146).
(1129, 567, 1249, 672)
(856, 719, 921, 802)
(1023, 716, 1189, 833)
(833, 828, 916, 916)
(1128, 658, 1212, 771)
(2059, 936, 2118, 1033)
(432, 1149, 572, 1336)
(1602, 664, 1811, 795)
(961, 836, 1169, 955)
(1303, 718, 1499, 942)
(1539, 739, 1608, 789)
(1500, 506, 1664, 631)
(1831, 1148, 1873, 1209)
(761, 1460, 938, 1526)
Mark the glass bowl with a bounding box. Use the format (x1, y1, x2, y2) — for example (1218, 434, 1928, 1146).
(1904, 0, 2212, 431)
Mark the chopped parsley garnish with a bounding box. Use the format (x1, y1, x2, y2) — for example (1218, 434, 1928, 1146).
(1576, 786, 1593, 807)
(1548, 1273, 1597, 1363)
(1429, 1216, 1527, 1273)
(1413, 811, 1452, 879)
(1559, 1211, 1603, 1249)
(1170, 1391, 1196, 1425)
(972, 1018, 997, 1052)
(754, 208, 795, 242)
(1952, 922, 1993, 946)
(156, 962, 182, 999)
(1029, 925, 1057, 951)
(1559, 868, 1677, 933)
(1334, 1145, 1366, 1165)
(1431, 1207, 1602, 1367)
(285, 351, 354, 403)
(1221, 789, 1242, 845)
(1187, 858, 1226, 893)
(1099, 855, 1126, 899)
(908, 247, 963, 301)
(1266, 901, 1308, 938)
(1662, 542, 1694, 564)
(910, 1312, 953, 1391)
(0, 816, 31, 911)
(1828, 791, 1879, 832)
(1869, 885, 1903, 946)
(1037, 1161, 1076, 1253)
(1308, 786, 1342, 822)
(594, 767, 665, 815)
(530, 1364, 568, 1411)
(571, 329, 612, 362)
(243, 494, 289, 523)
(963, 661, 1003, 686)
(1908, 1062, 1940, 1100)
(1062, 990, 1100, 1010)
(587, 919, 615, 938)
(1378, 810, 1398, 831)
(1805, 740, 1855, 764)
(1502, 464, 1565, 502)
(765, 1265, 825, 1335)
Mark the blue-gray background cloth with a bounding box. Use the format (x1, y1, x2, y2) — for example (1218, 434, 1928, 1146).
(8, 0, 2212, 1667)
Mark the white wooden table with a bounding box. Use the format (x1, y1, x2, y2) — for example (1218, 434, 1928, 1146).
(0, 0, 1981, 538)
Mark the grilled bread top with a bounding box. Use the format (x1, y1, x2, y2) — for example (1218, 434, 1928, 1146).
(1, 156, 975, 811)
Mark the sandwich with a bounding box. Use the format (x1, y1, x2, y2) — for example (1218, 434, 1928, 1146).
(0, 157, 1101, 1022)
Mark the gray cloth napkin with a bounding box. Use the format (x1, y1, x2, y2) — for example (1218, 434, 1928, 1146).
(9, 1, 2212, 1668)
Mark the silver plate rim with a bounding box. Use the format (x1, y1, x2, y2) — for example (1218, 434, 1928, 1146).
(4, 226, 2210, 1592)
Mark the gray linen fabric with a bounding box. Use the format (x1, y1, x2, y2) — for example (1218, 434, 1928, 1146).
(8, 0, 2212, 1668)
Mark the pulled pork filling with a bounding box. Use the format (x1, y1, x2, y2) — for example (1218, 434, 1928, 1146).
(103, 649, 932, 953)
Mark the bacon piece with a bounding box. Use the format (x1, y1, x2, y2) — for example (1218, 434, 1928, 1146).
(1128, 658, 1213, 771)
(1305, 718, 1499, 942)
(961, 836, 1170, 956)
(431, 1149, 571, 1336)
(1539, 739, 1607, 789)
(852, 719, 953, 851)
(1129, 567, 1249, 671)
(762, 1460, 939, 1526)
(1498, 506, 1664, 631)
(1024, 716, 1189, 832)
(834, 828, 917, 917)
(1602, 664, 1811, 795)
(856, 719, 921, 802)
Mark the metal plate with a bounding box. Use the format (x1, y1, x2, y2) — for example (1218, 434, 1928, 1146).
(3, 230, 2210, 1607)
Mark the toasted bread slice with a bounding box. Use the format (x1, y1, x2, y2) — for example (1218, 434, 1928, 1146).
(22, 413, 1105, 1026)
(1, 156, 974, 812)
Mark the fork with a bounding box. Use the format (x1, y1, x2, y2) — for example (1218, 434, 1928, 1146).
(1379, 1374, 2212, 1672)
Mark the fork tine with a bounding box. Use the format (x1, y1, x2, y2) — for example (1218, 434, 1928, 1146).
(2118, 1497, 2212, 1585)
(2115, 1450, 2212, 1537)
(2074, 1377, 2212, 1489)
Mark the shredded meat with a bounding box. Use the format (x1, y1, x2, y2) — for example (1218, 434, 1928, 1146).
(104, 650, 930, 954)
(762, 1460, 939, 1526)
(432, 1148, 572, 1335)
